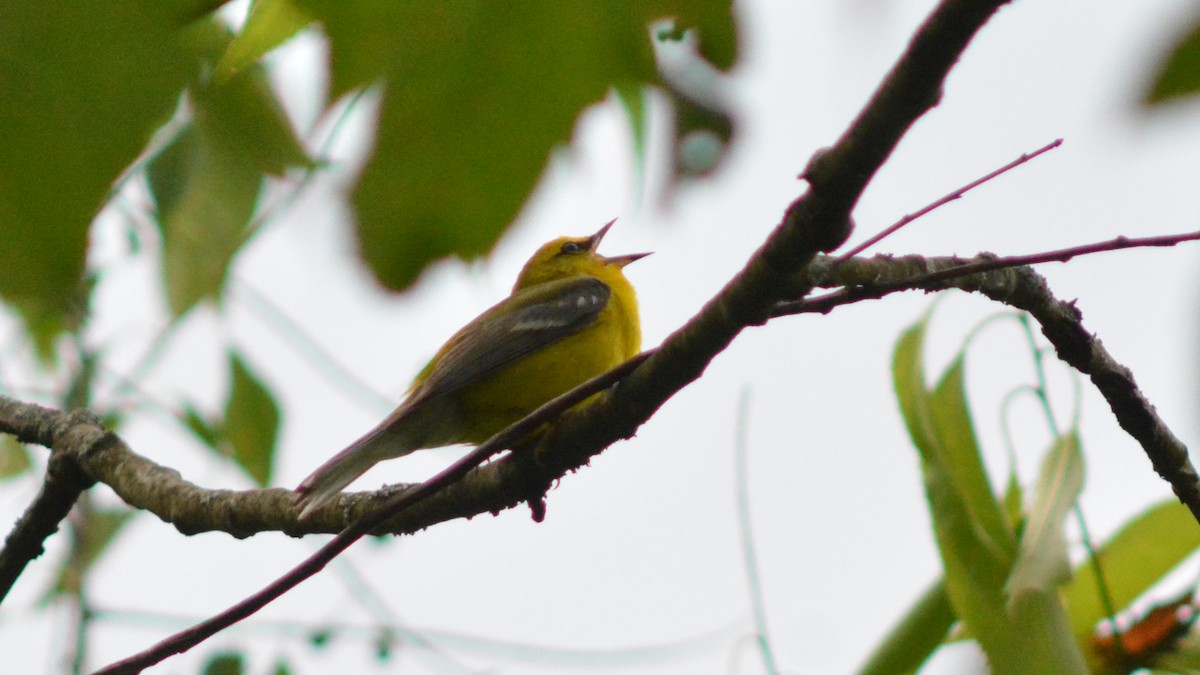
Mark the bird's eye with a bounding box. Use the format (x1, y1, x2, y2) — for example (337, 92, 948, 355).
(559, 241, 586, 255)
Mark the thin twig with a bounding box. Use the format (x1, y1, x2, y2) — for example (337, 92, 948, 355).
(734, 390, 778, 675)
(908, 230, 1200, 286)
(775, 229, 1200, 318)
(835, 139, 1063, 263)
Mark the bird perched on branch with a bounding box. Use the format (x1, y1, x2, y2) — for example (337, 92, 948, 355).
(295, 220, 648, 518)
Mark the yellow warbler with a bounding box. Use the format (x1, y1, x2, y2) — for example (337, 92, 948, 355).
(295, 220, 648, 517)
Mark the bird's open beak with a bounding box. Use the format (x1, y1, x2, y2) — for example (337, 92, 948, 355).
(586, 219, 618, 251)
(605, 251, 652, 268)
(588, 218, 652, 267)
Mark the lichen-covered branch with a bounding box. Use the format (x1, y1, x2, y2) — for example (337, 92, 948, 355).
(793, 254, 1200, 523)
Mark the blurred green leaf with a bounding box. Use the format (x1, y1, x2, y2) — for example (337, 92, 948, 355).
(216, 0, 314, 81)
(202, 652, 245, 675)
(0, 437, 32, 479)
(1006, 432, 1084, 607)
(0, 1, 191, 334)
(225, 352, 280, 486)
(271, 658, 293, 675)
(893, 318, 1012, 559)
(929, 357, 1015, 559)
(46, 507, 135, 601)
(1003, 467, 1025, 532)
(182, 402, 223, 449)
(149, 124, 260, 315)
(149, 20, 312, 316)
(1065, 499, 1200, 665)
(893, 319, 1016, 659)
(296, 0, 736, 291)
(892, 315, 1087, 673)
(613, 82, 650, 192)
(652, 3, 737, 70)
(1145, 16, 1200, 104)
(190, 22, 313, 176)
(856, 579, 955, 675)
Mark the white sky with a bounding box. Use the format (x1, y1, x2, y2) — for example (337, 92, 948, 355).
(5, 0, 1200, 673)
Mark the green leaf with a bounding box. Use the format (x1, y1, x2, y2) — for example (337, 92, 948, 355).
(1145, 17, 1200, 104)
(149, 19, 312, 316)
(0, 1, 191, 332)
(929, 357, 1014, 559)
(182, 402, 223, 449)
(216, 0, 313, 81)
(1064, 499, 1200, 660)
(188, 19, 313, 176)
(0, 437, 32, 479)
(856, 579, 955, 675)
(224, 352, 281, 486)
(919, 430, 1025, 668)
(271, 658, 293, 675)
(1003, 467, 1024, 532)
(892, 317, 1013, 560)
(614, 82, 650, 195)
(1006, 432, 1084, 608)
(892, 314, 1088, 673)
(202, 652, 245, 675)
(4, 296, 78, 365)
(149, 124, 260, 316)
(46, 507, 136, 601)
(893, 319, 1015, 658)
(296, 0, 737, 291)
(667, 2, 737, 71)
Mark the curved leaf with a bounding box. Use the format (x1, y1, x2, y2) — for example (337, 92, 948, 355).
(892, 314, 1087, 673)
(1006, 432, 1084, 606)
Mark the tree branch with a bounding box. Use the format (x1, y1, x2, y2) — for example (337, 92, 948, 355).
(6, 233, 1196, 547)
(0, 404, 103, 602)
(92, 354, 651, 675)
(787, 253, 1200, 522)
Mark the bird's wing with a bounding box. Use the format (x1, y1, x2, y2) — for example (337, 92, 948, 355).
(410, 276, 612, 404)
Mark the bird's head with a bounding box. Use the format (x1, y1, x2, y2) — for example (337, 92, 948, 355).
(513, 219, 651, 290)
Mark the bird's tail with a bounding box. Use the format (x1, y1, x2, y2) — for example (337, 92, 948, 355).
(294, 420, 416, 520)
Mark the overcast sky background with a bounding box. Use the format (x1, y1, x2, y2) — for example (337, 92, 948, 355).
(5, 0, 1200, 673)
